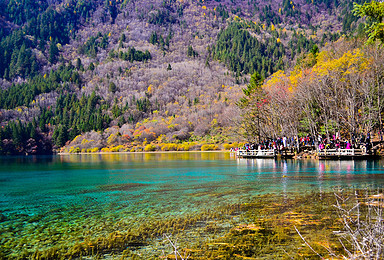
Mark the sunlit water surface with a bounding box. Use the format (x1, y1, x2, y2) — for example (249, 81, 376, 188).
(1, 152, 384, 257)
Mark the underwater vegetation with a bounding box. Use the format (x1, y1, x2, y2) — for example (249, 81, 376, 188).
(1, 189, 370, 259)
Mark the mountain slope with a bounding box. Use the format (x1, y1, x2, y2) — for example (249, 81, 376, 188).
(0, 0, 366, 154)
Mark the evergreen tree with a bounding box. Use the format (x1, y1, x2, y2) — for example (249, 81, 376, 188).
(354, 1, 384, 45)
(109, 82, 117, 93)
(75, 58, 82, 70)
(88, 62, 95, 71)
(48, 41, 59, 64)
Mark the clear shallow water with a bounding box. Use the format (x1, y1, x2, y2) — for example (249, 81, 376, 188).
(1, 152, 384, 256)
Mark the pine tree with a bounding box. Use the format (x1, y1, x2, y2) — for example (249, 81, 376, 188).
(109, 82, 117, 93)
(88, 62, 95, 71)
(48, 41, 59, 64)
(75, 58, 82, 70)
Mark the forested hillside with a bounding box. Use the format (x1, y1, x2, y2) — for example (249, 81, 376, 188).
(0, 0, 368, 154)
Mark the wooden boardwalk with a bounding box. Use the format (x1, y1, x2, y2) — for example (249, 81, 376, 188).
(317, 148, 378, 160)
(236, 149, 276, 158)
(236, 145, 381, 160)
(236, 149, 296, 159)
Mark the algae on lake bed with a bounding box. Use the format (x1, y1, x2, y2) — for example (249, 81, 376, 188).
(0, 191, 353, 259)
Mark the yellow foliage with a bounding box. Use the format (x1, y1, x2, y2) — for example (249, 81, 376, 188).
(81, 139, 91, 145)
(223, 143, 234, 150)
(288, 69, 303, 90)
(313, 49, 370, 78)
(91, 147, 99, 153)
(110, 145, 124, 152)
(72, 135, 82, 143)
(144, 144, 156, 152)
(69, 147, 80, 153)
(264, 70, 287, 91)
(107, 133, 117, 145)
(201, 144, 219, 151)
(161, 143, 178, 151)
(147, 85, 153, 93)
(177, 144, 190, 151)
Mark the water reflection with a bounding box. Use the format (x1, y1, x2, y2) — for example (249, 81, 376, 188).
(235, 158, 384, 194)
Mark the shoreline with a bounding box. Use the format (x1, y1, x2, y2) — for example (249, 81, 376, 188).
(57, 150, 233, 155)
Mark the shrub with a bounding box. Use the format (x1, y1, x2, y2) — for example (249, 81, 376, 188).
(161, 143, 178, 151)
(144, 144, 156, 152)
(69, 146, 81, 153)
(177, 144, 190, 151)
(110, 145, 124, 152)
(201, 144, 219, 151)
(223, 143, 233, 150)
(91, 147, 99, 153)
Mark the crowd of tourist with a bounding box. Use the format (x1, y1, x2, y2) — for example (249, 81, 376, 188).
(237, 132, 376, 153)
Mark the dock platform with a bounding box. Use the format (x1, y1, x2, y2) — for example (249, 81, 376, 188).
(236, 149, 276, 158)
(317, 148, 378, 160)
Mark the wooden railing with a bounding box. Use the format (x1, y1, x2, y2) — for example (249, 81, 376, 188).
(236, 149, 276, 157)
(317, 148, 365, 156)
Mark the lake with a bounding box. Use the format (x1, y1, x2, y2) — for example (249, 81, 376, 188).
(1, 152, 383, 259)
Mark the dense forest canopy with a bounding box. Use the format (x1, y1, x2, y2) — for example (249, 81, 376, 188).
(0, 0, 377, 155)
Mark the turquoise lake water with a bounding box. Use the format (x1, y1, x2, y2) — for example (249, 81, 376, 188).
(1, 152, 384, 257)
